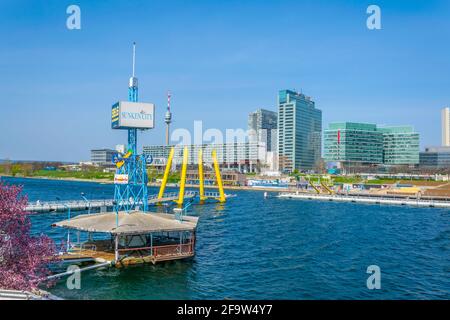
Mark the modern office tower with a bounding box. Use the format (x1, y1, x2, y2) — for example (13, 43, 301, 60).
(324, 122, 420, 167)
(419, 146, 450, 168)
(90, 149, 116, 166)
(379, 126, 420, 165)
(248, 109, 278, 152)
(442, 107, 450, 146)
(323, 122, 383, 164)
(277, 89, 322, 172)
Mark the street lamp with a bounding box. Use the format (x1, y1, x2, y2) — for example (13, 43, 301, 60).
(81, 192, 91, 214)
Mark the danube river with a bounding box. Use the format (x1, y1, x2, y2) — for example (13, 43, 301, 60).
(3, 177, 450, 299)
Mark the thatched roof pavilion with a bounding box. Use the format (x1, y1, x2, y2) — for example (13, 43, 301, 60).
(53, 211, 198, 266)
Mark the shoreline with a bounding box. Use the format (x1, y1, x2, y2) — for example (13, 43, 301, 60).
(279, 192, 450, 208)
(3, 174, 450, 200)
(0, 174, 289, 193)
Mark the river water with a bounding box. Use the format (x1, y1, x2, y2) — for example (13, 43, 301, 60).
(2, 177, 450, 299)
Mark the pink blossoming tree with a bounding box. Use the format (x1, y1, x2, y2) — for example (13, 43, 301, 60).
(0, 182, 56, 290)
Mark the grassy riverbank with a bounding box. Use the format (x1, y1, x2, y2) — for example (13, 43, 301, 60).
(2, 164, 447, 195)
(31, 169, 114, 180)
(1, 174, 290, 192)
(0, 166, 180, 184)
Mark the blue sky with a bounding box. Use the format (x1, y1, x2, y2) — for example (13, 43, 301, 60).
(0, 0, 449, 161)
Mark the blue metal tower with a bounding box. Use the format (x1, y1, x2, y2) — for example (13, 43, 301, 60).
(113, 42, 148, 215)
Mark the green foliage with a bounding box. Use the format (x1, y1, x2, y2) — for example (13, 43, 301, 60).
(332, 176, 363, 184)
(31, 169, 114, 180)
(147, 169, 180, 183)
(11, 164, 21, 177)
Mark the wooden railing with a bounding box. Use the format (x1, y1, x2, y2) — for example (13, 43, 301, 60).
(117, 242, 194, 257)
(153, 243, 194, 257)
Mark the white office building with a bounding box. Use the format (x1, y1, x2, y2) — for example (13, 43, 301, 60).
(143, 142, 266, 173)
(90, 149, 116, 166)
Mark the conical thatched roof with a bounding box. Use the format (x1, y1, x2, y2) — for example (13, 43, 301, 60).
(53, 211, 198, 235)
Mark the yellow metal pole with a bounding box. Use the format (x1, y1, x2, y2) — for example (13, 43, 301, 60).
(176, 146, 188, 206)
(198, 149, 206, 201)
(307, 176, 320, 194)
(158, 147, 174, 200)
(212, 149, 226, 203)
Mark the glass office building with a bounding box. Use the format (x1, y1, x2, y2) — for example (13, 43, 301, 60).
(323, 122, 383, 164)
(378, 126, 419, 165)
(278, 90, 322, 172)
(420, 146, 450, 168)
(324, 123, 419, 166)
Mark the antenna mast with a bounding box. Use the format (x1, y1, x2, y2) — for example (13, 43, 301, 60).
(132, 42, 136, 77)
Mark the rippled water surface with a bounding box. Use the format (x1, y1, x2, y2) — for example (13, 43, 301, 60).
(3, 177, 450, 299)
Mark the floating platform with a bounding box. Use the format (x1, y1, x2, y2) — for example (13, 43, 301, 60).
(278, 192, 450, 208)
(53, 210, 198, 267)
(0, 289, 61, 300)
(26, 192, 198, 213)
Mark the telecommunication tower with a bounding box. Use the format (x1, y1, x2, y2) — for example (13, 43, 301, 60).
(165, 91, 172, 145)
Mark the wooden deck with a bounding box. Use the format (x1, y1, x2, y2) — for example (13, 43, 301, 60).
(60, 249, 115, 264)
(59, 240, 195, 267)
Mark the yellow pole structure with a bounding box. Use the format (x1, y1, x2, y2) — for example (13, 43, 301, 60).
(212, 149, 226, 203)
(176, 146, 188, 206)
(158, 147, 174, 200)
(198, 149, 206, 201)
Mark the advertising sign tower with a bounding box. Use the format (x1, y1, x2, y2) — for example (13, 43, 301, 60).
(111, 43, 153, 214)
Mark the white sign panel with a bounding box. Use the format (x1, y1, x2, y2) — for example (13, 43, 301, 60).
(112, 101, 155, 129)
(114, 174, 129, 185)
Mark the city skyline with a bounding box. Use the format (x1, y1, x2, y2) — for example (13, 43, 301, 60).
(1, 0, 449, 162)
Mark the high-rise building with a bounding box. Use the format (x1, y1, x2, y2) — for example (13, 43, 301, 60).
(248, 109, 278, 152)
(277, 89, 322, 172)
(441, 107, 450, 146)
(323, 122, 419, 167)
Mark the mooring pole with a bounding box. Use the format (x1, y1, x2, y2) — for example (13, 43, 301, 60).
(150, 233, 153, 256)
(114, 235, 119, 263)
